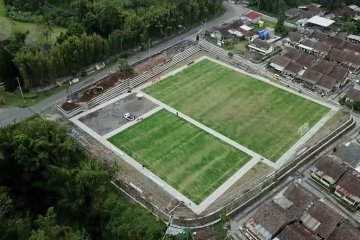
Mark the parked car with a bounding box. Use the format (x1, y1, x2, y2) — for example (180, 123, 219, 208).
(123, 113, 135, 121)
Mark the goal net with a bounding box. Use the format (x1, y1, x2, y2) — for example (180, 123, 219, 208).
(298, 122, 309, 136)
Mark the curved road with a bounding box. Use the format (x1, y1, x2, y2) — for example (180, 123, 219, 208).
(0, 2, 248, 127)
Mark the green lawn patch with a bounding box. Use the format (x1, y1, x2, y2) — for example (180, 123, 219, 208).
(108, 110, 251, 204)
(0, 85, 66, 107)
(144, 59, 329, 161)
(0, 0, 65, 43)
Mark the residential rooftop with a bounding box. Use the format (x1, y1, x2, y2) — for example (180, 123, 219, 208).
(335, 141, 360, 169)
(275, 223, 319, 240)
(310, 155, 347, 184)
(327, 222, 360, 240)
(335, 171, 360, 203)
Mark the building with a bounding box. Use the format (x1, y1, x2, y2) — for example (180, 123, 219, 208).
(273, 183, 315, 219)
(245, 202, 289, 240)
(243, 11, 262, 23)
(295, 53, 316, 68)
(327, 222, 360, 240)
(316, 75, 337, 94)
(282, 47, 304, 61)
(274, 223, 319, 240)
(298, 69, 323, 89)
(347, 34, 360, 44)
(248, 39, 274, 55)
(300, 200, 345, 238)
(283, 32, 303, 47)
(270, 55, 291, 72)
(334, 171, 360, 210)
(310, 156, 347, 188)
(346, 86, 360, 103)
(298, 39, 331, 58)
(306, 16, 335, 29)
(327, 48, 360, 73)
(334, 141, 360, 170)
(284, 8, 302, 19)
(283, 61, 303, 77)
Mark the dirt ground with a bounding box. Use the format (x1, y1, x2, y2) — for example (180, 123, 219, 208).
(79, 93, 158, 136)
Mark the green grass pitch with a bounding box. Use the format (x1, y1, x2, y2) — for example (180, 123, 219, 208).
(144, 59, 329, 161)
(108, 110, 251, 204)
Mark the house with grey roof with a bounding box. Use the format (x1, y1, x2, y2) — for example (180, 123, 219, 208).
(270, 55, 291, 72)
(327, 222, 360, 240)
(298, 69, 323, 90)
(274, 223, 319, 240)
(300, 200, 345, 239)
(346, 86, 360, 103)
(245, 202, 290, 240)
(334, 141, 360, 170)
(248, 39, 274, 55)
(334, 171, 360, 211)
(310, 156, 347, 189)
(283, 32, 303, 47)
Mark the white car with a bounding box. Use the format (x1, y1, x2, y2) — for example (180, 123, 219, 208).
(123, 113, 135, 121)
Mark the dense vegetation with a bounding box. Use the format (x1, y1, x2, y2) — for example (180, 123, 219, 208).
(0, 117, 166, 239)
(0, 0, 223, 90)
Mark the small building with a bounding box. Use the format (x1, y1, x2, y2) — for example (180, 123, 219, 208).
(270, 55, 291, 72)
(347, 34, 360, 44)
(311, 59, 335, 74)
(275, 223, 319, 240)
(238, 26, 257, 41)
(327, 66, 349, 86)
(327, 49, 360, 73)
(283, 61, 303, 77)
(327, 222, 360, 240)
(248, 39, 274, 55)
(283, 47, 304, 61)
(346, 87, 360, 103)
(298, 39, 332, 58)
(283, 32, 303, 47)
(295, 53, 316, 69)
(306, 16, 335, 29)
(298, 69, 323, 90)
(310, 155, 347, 188)
(273, 182, 315, 219)
(344, 41, 360, 55)
(285, 8, 302, 19)
(245, 202, 289, 240)
(335, 141, 360, 170)
(300, 200, 345, 239)
(243, 11, 262, 23)
(316, 75, 337, 94)
(334, 171, 360, 210)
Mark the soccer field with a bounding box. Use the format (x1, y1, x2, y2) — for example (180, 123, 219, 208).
(144, 59, 329, 161)
(108, 110, 251, 204)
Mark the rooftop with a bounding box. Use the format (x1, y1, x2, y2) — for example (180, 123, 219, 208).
(244, 11, 262, 20)
(250, 202, 290, 235)
(270, 55, 291, 69)
(327, 66, 349, 82)
(296, 53, 316, 68)
(283, 47, 304, 61)
(274, 182, 315, 219)
(249, 39, 271, 51)
(286, 32, 303, 44)
(335, 171, 360, 203)
(348, 34, 360, 42)
(335, 141, 360, 168)
(301, 201, 345, 238)
(299, 69, 323, 84)
(327, 222, 360, 240)
(283, 61, 303, 75)
(311, 155, 347, 184)
(275, 223, 319, 240)
(311, 59, 335, 74)
(306, 16, 335, 27)
(328, 49, 360, 67)
(346, 87, 360, 102)
(317, 75, 337, 91)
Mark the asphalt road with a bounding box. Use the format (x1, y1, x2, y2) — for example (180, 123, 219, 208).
(0, 2, 249, 127)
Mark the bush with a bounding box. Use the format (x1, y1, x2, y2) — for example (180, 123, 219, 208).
(6, 7, 44, 23)
(0, 97, 6, 106)
(228, 52, 234, 57)
(23, 93, 38, 99)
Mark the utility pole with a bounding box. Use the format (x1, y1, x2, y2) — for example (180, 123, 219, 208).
(16, 77, 23, 98)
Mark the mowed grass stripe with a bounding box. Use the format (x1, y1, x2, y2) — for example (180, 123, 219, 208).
(108, 110, 251, 204)
(144, 59, 329, 161)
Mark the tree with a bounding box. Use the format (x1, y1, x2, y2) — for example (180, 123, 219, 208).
(275, 16, 286, 36)
(117, 58, 134, 79)
(343, 21, 357, 34)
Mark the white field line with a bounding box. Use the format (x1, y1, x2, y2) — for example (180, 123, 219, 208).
(274, 109, 338, 169)
(103, 106, 163, 139)
(70, 116, 204, 214)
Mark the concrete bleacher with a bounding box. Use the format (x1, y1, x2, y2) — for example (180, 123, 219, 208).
(58, 45, 201, 118)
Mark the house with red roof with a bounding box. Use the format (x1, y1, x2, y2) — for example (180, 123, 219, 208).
(243, 11, 262, 23)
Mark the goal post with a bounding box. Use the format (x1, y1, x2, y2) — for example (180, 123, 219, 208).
(298, 122, 309, 136)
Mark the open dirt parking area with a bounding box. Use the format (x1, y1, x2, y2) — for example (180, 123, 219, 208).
(79, 93, 158, 136)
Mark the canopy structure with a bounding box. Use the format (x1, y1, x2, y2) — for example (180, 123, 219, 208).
(306, 16, 335, 27)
